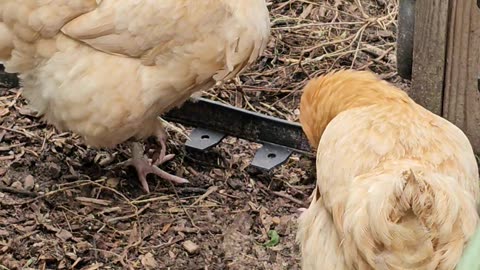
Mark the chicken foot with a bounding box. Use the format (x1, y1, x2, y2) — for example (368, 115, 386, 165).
(151, 124, 168, 166)
(124, 142, 188, 193)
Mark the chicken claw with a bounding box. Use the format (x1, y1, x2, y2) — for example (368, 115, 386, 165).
(125, 142, 188, 193)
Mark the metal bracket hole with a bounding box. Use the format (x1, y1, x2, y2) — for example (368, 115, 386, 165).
(267, 153, 276, 159)
(185, 128, 225, 151)
(251, 143, 293, 171)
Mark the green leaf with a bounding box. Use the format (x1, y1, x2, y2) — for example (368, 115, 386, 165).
(263, 230, 280, 247)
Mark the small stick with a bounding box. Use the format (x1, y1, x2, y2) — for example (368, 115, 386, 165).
(0, 184, 38, 198)
(106, 203, 151, 224)
(190, 185, 218, 206)
(271, 191, 306, 207)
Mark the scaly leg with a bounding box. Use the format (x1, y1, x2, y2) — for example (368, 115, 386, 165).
(152, 122, 168, 166)
(124, 142, 188, 193)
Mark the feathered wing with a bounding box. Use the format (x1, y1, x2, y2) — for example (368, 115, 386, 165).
(61, 1, 224, 59)
(297, 188, 348, 270)
(61, 0, 270, 80)
(0, 0, 270, 147)
(0, 0, 98, 71)
(312, 105, 479, 270)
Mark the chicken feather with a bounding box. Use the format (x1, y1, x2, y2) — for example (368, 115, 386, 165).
(297, 70, 479, 270)
(0, 0, 270, 191)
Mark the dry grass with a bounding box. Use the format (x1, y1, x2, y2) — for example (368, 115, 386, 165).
(0, 1, 405, 269)
(204, 0, 403, 123)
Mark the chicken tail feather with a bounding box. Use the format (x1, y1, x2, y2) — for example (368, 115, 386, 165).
(342, 166, 479, 269)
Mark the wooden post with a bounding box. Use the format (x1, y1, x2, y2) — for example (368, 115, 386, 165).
(442, 0, 480, 153)
(410, 0, 449, 116)
(411, 0, 480, 154)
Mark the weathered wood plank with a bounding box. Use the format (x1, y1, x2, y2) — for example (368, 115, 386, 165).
(442, 0, 480, 153)
(410, 0, 449, 115)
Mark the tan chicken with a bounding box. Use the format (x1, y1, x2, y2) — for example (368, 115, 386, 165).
(296, 70, 480, 270)
(0, 0, 270, 192)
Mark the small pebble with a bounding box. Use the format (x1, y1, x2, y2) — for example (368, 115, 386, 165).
(272, 216, 281, 225)
(23, 175, 35, 190)
(182, 240, 199, 254)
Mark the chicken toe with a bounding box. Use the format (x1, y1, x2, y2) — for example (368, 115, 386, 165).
(126, 142, 188, 193)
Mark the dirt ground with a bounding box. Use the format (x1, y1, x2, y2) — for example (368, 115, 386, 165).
(0, 1, 403, 269)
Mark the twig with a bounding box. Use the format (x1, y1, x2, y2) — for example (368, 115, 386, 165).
(169, 181, 197, 228)
(271, 191, 306, 207)
(106, 203, 151, 224)
(190, 185, 218, 206)
(0, 125, 37, 139)
(0, 179, 106, 205)
(0, 184, 38, 197)
(76, 196, 112, 206)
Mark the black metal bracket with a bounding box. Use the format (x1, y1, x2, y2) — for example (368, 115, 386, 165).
(251, 143, 293, 171)
(164, 98, 312, 171)
(185, 128, 225, 151)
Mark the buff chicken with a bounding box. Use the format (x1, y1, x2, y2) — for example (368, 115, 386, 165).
(0, 0, 271, 192)
(296, 70, 480, 269)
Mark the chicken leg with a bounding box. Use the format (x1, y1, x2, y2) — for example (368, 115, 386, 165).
(121, 119, 188, 192)
(125, 142, 188, 193)
(151, 123, 168, 166)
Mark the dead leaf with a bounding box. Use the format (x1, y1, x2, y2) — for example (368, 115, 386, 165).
(75, 241, 92, 252)
(56, 229, 73, 241)
(42, 223, 59, 233)
(66, 252, 77, 261)
(140, 252, 158, 269)
(161, 223, 172, 234)
(128, 223, 139, 245)
(300, 4, 313, 19)
(58, 259, 67, 269)
(0, 108, 9, 118)
(10, 180, 23, 190)
(0, 167, 7, 177)
(182, 240, 199, 254)
(0, 229, 9, 237)
(259, 207, 274, 233)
